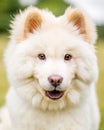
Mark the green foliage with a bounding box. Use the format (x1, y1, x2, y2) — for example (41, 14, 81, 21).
(0, 13, 10, 33)
(0, 0, 22, 13)
(97, 26, 104, 40)
(0, 0, 8, 13)
(0, 0, 23, 32)
(36, 0, 69, 16)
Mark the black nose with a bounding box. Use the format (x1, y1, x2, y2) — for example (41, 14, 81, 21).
(48, 75, 63, 87)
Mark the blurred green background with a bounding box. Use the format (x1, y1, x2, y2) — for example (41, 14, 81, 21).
(0, 0, 104, 130)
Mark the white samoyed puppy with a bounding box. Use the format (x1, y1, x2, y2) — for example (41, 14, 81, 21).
(0, 6, 100, 130)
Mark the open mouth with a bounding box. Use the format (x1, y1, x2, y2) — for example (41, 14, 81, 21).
(45, 90, 64, 100)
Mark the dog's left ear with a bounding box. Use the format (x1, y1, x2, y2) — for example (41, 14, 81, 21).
(11, 7, 43, 43)
(65, 8, 97, 44)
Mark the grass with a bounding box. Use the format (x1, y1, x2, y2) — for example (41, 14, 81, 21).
(0, 34, 104, 130)
(0, 34, 9, 106)
(97, 40, 104, 130)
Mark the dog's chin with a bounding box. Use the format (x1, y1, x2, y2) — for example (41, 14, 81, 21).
(45, 90, 64, 100)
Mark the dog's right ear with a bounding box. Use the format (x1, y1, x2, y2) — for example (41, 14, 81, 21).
(65, 8, 97, 44)
(11, 7, 43, 43)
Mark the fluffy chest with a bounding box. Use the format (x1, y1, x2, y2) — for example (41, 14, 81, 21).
(10, 105, 91, 130)
(7, 88, 92, 130)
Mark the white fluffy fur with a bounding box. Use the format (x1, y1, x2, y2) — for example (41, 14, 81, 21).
(0, 6, 100, 130)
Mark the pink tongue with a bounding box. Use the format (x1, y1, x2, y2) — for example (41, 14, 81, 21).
(46, 90, 64, 100)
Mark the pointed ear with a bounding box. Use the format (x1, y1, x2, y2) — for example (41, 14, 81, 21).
(24, 10, 42, 38)
(11, 7, 43, 43)
(66, 8, 97, 44)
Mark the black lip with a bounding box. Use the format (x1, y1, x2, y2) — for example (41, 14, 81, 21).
(45, 90, 64, 100)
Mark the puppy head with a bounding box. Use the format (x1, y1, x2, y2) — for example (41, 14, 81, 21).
(5, 7, 98, 110)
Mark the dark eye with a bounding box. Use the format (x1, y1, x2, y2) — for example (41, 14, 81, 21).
(64, 54, 72, 61)
(38, 53, 46, 60)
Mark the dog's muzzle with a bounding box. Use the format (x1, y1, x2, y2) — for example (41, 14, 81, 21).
(45, 75, 64, 100)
